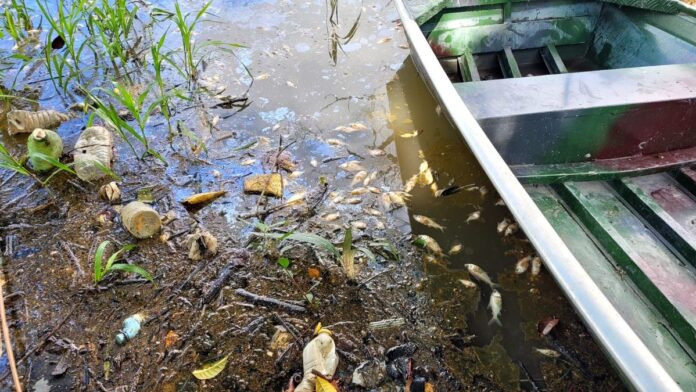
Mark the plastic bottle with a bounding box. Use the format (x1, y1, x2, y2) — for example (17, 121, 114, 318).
(295, 324, 339, 392)
(120, 201, 161, 239)
(27, 129, 63, 172)
(73, 126, 114, 181)
(115, 313, 145, 345)
(7, 109, 69, 135)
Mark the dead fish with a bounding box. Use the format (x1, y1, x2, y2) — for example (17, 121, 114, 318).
(448, 243, 463, 255)
(531, 257, 542, 276)
(466, 211, 481, 224)
(335, 123, 367, 133)
(535, 348, 561, 358)
(387, 191, 410, 206)
(465, 264, 498, 288)
(366, 208, 382, 216)
(351, 221, 367, 230)
(415, 234, 443, 254)
(286, 192, 306, 205)
(326, 138, 346, 146)
(430, 182, 439, 196)
(256, 73, 270, 80)
(344, 197, 362, 205)
(504, 223, 519, 237)
(380, 193, 393, 210)
(400, 130, 422, 138)
(367, 186, 381, 194)
(376, 37, 391, 44)
(323, 213, 341, 221)
(332, 195, 345, 204)
(369, 149, 386, 157)
(351, 187, 369, 195)
(375, 221, 385, 230)
(515, 256, 531, 274)
(416, 161, 434, 186)
(423, 254, 447, 267)
(495, 198, 506, 206)
(435, 184, 468, 198)
(497, 219, 511, 234)
(458, 279, 477, 289)
(240, 158, 256, 166)
(310, 158, 318, 167)
(413, 215, 445, 231)
(340, 160, 365, 172)
(351, 171, 368, 186)
(363, 172, 378, 186)
(479, 185, 489, 199)
(289, 170, 304, 179)
(488, 289, 502, 326)
(403, 174, 418, 193)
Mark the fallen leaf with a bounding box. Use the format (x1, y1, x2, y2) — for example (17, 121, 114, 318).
(307, 267, 321, 279)
(165, 331, 179, 348)
(425, 382, 435, 392)
(315, 375, 338, 392)
(243, 173, 283, 198)
(182, 190, 226, 206)
(192, 355, 230, 380)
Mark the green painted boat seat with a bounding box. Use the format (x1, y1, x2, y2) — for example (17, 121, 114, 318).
(452, 63, 696, 166)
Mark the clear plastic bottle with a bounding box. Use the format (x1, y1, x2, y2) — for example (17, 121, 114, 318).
(295, 325, 338, 392)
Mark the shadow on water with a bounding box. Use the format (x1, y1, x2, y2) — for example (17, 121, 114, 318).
(386, 57, 623, 390)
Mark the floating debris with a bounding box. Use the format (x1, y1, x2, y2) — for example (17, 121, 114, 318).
(27, 128, 63, 172)
(465, 264, 498, 288)
(98, 182, 121, 203)
(7, 109, 69, 135)
(399, 129, 422, 138)
(184, 229, 218, 260)
(182, 190, 226, 206)
(413, 215, 445, 231)
(121, 201, 161, 239)
(73, 126, 114, 181)
(538, 316, 560, 336)
(535, 348, 561, 358)
(488, 289, 502, 326)
(243, 173, 283, 197)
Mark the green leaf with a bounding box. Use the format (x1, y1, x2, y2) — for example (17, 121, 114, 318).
(356, 246, 375, 262)
(108, 263, 153, 282)
(252, 232, 339, 257)
(277, 257, 290, 269)
(192, 354, 229, 380)
(94, 241, 110, 284)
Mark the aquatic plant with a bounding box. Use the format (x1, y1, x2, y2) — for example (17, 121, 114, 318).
(0, 142, 75, 185)
(325, 0, 362, 64)
(88, 0, 140, 80)
(86, 82, 168, 164)
(1, 0, 33, 45)
(93, 240, 153, 285)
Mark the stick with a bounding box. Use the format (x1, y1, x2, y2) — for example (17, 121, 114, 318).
(60, 241, 85, 277)
(234, 289, 306, 313)
(0, 282, 22, 392)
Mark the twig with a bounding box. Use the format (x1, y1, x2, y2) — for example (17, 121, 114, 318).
(272, 312, 301, 342)
(0, 282, 22, 392)
(234, 289, 306, 313)
(60, 241, 85, 277)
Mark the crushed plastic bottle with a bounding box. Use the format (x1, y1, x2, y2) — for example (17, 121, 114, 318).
(115, 313, 145, 345)
(295, 323, 339, 392)
(73, 125, 114, 181)
(7, 109, 69, 135)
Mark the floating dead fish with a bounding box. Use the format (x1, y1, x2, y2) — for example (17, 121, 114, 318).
(326, 138, 346, 146)
(515, 256, 531, 274)
(310, 158, 318, 167)
(351, 187, 369, 195)
(289, 170, 304, 179)
(380, 193, 393, 210)
(366, 208, 382, 216)
(344, 197, 362, 205)
(414, 234, 443, 254)
(369, 149, 386, 157)
(240, 158, 256, 166)
(323, 213, 341, 222)
(423, 254, 447, 267)
(535, 348, 561, 358)
(351, 221, 367, 230)
(399, 130, 422, 138)
(403, 174, 417, 193)
(448, 243, 463, 255)
(340, 160, 365, 172)
(352, 171, 368, 186)
(7, 109, 69, 135)
(243, 174, 283, 198)
(375, 221, 385, 230)
(335, 122, 367, 133)
(497, 219, 511, 234)
(367, 186, 381, 194)
(531, 256, 542, 276)
(286, 192, 306, 205)
(495, 198, 506, 206)
(257, 73, 270, 80)
(466, 211, 481, 224)
(488, 289, 502, 326)
(182, 190, 226, 206)
(434, 184, 467, 198)
(363, 172, 378, 186)
(479, 185, 489, 199)
(387, 191, 410, 206)
(458, 279, 477, 289)
(504, 223, 519, 237)
(332, 195, 345, 204)
(416, 161, 434, 186)
(465, 264, 498, 288)
(413, 215, 445, 231)
(376, 37, 391, 44)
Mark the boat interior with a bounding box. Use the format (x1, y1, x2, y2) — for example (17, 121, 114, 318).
(421, 0, 696, 167)
(407, 0, 696, 388)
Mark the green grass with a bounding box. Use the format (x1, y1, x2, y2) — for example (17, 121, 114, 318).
(93, 240, 153, 285)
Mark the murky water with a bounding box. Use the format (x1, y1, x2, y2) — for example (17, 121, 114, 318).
(0, 0, 623, 390)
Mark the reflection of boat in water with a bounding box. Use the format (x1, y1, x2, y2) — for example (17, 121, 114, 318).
(393, 0, 696, 390)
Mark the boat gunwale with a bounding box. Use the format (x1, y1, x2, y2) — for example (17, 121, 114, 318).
(393, 0, 686, 390)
